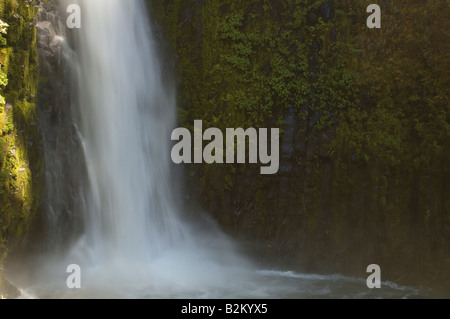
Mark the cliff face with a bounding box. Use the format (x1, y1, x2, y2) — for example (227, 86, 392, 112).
(0, 0, 448, 297)
(150, 0, 450, 293)
(0, 0, 43, 297)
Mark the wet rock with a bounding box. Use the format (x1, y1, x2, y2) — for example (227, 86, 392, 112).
(281, 143, 294, 158)
(320, 1, 335, 21)
(279, 162, 293, 174)
(281, 108, 295, 149)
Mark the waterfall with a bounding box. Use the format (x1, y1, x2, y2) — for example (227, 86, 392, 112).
(63, 0, 247, 292)
(4, 0, 425, 300)
(72, 0, 188, 264)
(11, 0, 250, 298)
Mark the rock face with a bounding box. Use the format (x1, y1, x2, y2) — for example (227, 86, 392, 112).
(150, 0, 450, 293)
(1, 0, 447, 297)
(3, 1, 84, 283)
(32, 0, 86, 255)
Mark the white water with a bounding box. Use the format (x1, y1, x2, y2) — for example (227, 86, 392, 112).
(8, 0, 427, 299)
(72, 0, 187, 265)
(53, 0, 249, 295)
(15, 0, 256, 297)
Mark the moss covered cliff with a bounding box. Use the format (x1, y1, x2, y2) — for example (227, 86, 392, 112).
(0, 0, 42, 296)
(150, 0, 450, 293)
(0, 0, 447, 297)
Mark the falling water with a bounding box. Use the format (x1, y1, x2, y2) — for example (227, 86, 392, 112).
(72, 0, 188, 265)
(55, 0, 251, 296)
(16, 0, 259, 298)
(6, 0, 428, 299)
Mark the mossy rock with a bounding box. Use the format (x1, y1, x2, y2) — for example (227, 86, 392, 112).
(0, 0, 42, 270)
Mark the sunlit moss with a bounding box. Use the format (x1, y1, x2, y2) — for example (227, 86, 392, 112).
(0, 0, 42, 279)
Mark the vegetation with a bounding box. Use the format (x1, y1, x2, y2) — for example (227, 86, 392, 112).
(0, 0, 42, 292)
(0, 0, 448, 296)
(150, 0, 450, 292)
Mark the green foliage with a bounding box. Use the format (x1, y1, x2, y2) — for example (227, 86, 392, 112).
(0, 0, 42, 274)
(150, 0, 450, 289)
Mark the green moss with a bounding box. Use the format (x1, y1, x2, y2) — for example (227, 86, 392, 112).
(0, 0, 42, 277)
(150, 0, 450, 289)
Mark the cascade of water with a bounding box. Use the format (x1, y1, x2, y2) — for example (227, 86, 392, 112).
(37, 0, 250, 296)
(72, 0, 188, 265)
(7, 0, 423, 299)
